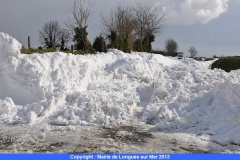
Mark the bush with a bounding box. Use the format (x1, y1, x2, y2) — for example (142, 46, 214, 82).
(151, 50, 165, 55)
(93, 35, 106, 52)
(211, 57, 240, 72)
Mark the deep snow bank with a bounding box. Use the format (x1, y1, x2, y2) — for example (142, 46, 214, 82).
(1, 33, 240, 145)
(0, 32, 21, 57)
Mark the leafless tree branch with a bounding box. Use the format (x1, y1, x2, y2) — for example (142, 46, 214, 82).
(39, 20, 71, 49)
(189, 46, 198, 57)
(101, 2, 165, 51)
(39, 20, 61, 49)
(65, 0, 94, 32)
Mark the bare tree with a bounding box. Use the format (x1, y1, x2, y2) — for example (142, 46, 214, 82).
(59, 29, 71, 50)
(132, 3, 165, 51)
(65, 0, 93, 32)
(65, 0, 94, 52)
(101, 2, 165, 52)
(165, 39, 179, 56)
(102, 4, 133, 35)
(39, 20, 61, 49)
(101, 3, 136, 51)
(188, 46, 198, 57)
(39, 20, 71, 50)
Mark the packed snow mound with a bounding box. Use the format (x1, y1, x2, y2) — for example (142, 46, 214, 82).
(1, 33, 240, 145)
(0, 32, 21, 57)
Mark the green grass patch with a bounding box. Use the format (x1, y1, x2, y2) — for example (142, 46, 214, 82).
(204, 58, 214, 61)
(72, 50, 85, 55)
(21, 48, 87, 55)
(21, 48, 55, 54)
(211, 57, 240, 72)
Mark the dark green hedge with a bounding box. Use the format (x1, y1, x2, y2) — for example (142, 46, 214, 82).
(211, 57, 240, 72)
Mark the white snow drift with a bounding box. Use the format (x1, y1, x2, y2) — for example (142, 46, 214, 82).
(0, 32, 240, 145)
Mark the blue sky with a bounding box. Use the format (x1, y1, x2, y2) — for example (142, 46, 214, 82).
(0, 0, 239, 57)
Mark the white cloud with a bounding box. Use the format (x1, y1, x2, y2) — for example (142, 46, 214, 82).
(156, 0, 229, 25)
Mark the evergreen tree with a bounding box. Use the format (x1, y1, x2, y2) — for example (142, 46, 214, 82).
(123, 34, 130, 53)
(142, 33, 155, 53)
(73, 26, 89, 51)
(107, 31, 118, 49)
(93, 34, 106, 52)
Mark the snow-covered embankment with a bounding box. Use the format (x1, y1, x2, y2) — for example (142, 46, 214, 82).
(0, 32, 240, 146)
